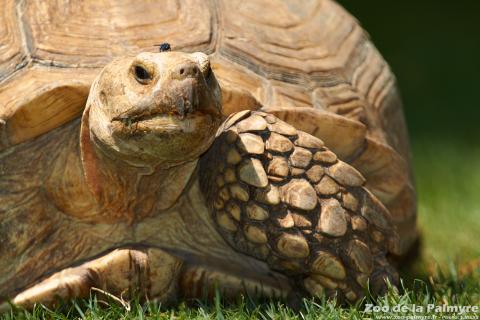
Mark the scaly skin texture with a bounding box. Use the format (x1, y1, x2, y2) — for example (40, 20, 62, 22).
(1, 51, 399, 309)
(200, 111, 399, 302)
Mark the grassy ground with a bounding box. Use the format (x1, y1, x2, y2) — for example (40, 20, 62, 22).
(412, 139, 480, 274)
(2, 139, 479, 319)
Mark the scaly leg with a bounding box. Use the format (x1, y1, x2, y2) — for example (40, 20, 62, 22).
(199, 111, 399, 302)
(2, 248, 182, 310)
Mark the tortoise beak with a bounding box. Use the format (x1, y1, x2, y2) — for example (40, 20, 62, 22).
(151, 64, 220, 119)
(154, 87, 220, 119)
(153, 78, 199, 119)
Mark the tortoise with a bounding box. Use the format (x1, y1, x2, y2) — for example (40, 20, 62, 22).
(0, 0, 417, 309)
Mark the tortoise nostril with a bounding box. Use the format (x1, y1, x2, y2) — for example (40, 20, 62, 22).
(174, 64, 201, 80)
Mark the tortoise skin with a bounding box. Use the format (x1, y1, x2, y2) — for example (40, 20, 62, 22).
(0, 0, 416, 309)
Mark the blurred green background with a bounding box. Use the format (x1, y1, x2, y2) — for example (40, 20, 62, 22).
(338, 0, 480, 272)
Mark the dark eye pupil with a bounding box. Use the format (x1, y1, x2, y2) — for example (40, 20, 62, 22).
(134, 66, 150, 81)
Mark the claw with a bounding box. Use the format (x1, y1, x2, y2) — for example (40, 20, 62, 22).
(12, 268, 96, 309)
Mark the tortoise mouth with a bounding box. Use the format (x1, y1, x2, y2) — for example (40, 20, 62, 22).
(112, 108, 191, 126)
(133, 113, 195, 134)
(113, 111, 185, 129)
(110, 95, 220, 132)
(111, 110, 217, 135)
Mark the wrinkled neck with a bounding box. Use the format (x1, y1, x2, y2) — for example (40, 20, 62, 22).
(86, 141, 198, 224)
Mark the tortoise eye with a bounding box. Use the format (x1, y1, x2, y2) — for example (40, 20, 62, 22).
(134, 65, 151, 84)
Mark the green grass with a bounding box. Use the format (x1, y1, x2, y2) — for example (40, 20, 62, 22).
(2, 138, 479, 319)
(2, 272, 479, 319)
(413, 138, 480, 270)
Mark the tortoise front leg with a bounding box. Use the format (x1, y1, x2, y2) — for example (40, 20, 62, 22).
(199, 111, 399, 302)
(2, 248, 183, 311)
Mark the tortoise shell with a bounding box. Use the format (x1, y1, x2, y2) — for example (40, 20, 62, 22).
(0, 0, 415, 252)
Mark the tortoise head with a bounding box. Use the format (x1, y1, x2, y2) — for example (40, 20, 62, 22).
(83, 51, 223, 167)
